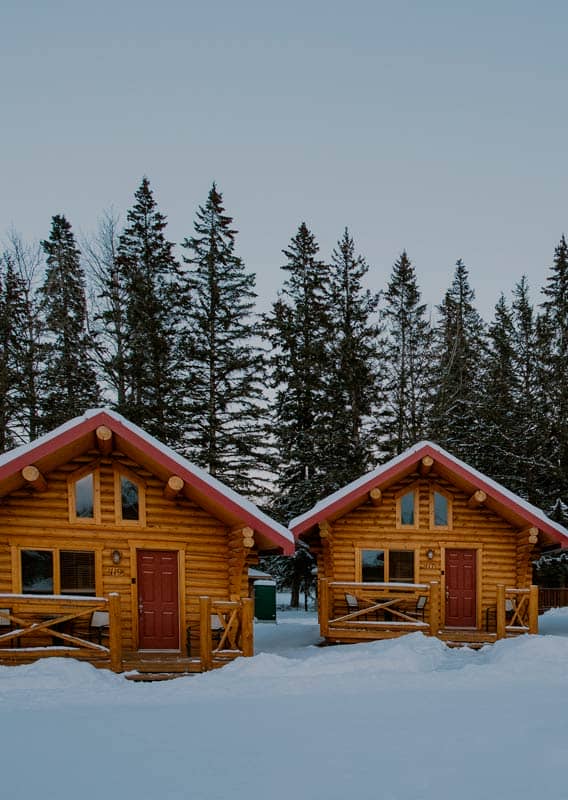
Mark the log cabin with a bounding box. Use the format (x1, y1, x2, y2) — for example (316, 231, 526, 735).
(290, 442, 568, 647)
(0, 409, 293, 675)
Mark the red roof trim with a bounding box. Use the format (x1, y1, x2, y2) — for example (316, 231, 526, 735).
(291, 442, 568, 545)
(0, 411, 293, 554)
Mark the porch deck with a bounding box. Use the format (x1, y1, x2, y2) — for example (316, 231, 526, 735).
(319, 579, 539, 646)
(0, 593, 254, 675)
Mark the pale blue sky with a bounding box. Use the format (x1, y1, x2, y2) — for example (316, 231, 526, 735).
(1, 0, 567, 315)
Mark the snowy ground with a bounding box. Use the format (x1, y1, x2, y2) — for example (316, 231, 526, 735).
(2, 609, 568, 800)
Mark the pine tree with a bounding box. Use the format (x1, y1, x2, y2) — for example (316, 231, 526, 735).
(477, 294, 518, 486)
(510, 277, 546, 503)
(381, 251, 432, 455)
(325, 229, 381, 484)
(4, 233, 43, 442)
(538, 235, 568, 511)
(180, 183, 268, 495)
(83, 210, 127, 407)
(39, 215, 99, 430)
(0, 253, 28, 450)
(267, 222, 333, 521)
(116, 178, 182, 443)
(429, 260, 486, 463)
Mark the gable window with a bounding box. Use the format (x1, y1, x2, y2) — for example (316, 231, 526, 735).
(360, 549, 415, 584)
(396, 486, 419, 528)
(120, 476, 139, 520)
(21, 549, 96, 596)
(430, 488, 452, 529)
(68, 464, 101, 524)
(114, 466, 146, 525)
(75, 473, 94, 518)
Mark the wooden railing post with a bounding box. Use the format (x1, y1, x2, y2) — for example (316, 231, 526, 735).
(319, 579, 329, 637)
(429, 581, 440, 636)
(529, 585, 539, 634)
(200, 596, 212, 672)
(496, 584, 506, 639)
(241, 598, 254, 657)
(108, 593, 122, 673)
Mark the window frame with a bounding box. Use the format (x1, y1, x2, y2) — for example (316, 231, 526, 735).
(67, 462, 101, 524)
(113, 465, 146, 526)
(357, 546, 419, 585)
(17, 546, 102, 596)
(395, 484, 420, 529)
(429, 486, 453, 530)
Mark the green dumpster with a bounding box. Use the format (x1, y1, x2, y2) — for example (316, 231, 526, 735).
(254, 580, 277, 621)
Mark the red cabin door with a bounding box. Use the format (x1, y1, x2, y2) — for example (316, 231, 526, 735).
(137, 550, 180, 650)
(445, 549, 477, 628)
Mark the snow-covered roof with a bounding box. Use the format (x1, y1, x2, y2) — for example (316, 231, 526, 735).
(0, 408, 294, 554)
(290, 440, 568, 546)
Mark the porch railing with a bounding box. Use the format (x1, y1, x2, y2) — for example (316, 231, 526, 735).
(496, 585, 538, 638)
(0, 592, 122, 672)
(319, 579, 440, 637)
(538, 587, 568, 612)
(199, 596, 254, 671)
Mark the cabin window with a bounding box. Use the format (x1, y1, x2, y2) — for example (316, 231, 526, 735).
(396, 486, 419, 528)
(430, 488, 452, 529)
(114, 467, 146, 525)
(20, 549, 95, 596)
(21, 550, 54, 594)
(75, 473, 94, 518)
(360, 549, 415, 584)
(120, 476, 139, 520)
(60, 551, 96, 596)
(68, 466, 101, 524)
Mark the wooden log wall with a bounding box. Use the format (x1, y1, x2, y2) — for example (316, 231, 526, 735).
(320, 472, 523, 630)
(0, 447, 248, 657)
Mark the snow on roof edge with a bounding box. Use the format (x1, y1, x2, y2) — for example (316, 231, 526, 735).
(0, 407, 293, 545)
(289, 440, 568, 542)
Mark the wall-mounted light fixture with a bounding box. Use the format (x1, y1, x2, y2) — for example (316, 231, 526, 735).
(426, 549, 434, 560)
(112, 549, 122, 565)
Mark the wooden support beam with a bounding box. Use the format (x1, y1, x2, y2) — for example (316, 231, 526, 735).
(467, 489, 487, 509)
(95, 425, 113, 456)
(419, 456, 434, 476)
(241, 598, 254, 657)
(521, 526, 539, 545)
(496, 584, 506, 639)
(163, 475, 184, 500)
(242, 526, 254, 548)
(200, 596, 212, 672)
(319, 521, 331, 539)
(108, 592, 123, 673)
(369, 488, 382, 506)
(529, 585, 539, 633)
(429, 581, 440, 635)
(21, 465, 47, 492)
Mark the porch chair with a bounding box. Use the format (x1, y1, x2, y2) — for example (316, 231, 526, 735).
(0, 607, 17, 647)
(407, 595, 428, 621)
(89, 611, 110, 645)
(211, 614, 224, 649)
(345, 594, 359, 612)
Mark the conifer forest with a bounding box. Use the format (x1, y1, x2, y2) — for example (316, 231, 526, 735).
(1, 176, 567, 531)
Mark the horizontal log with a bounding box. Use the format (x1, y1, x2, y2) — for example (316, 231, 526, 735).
(162, 475, 185, 501)
(369, 488, 382, 506)
(96, 426, 113, 456)
(21, 465, 47, 492)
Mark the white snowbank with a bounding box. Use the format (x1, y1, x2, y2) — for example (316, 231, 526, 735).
(1, 614, 568, 800)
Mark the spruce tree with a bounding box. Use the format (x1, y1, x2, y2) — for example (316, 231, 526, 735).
(325, 228, 381, 484)
(429, 260, 486, 464)
(381, 251, 432, 455)
(116, 178, 182, 443)
(83, 210, 127, 407)
(39, 215, 99, 431)
(0, 253, 28, 450)
(477, 294, 519, 486)
(538, 236, 568, 511)
(267, 223, 333, 521)
(180, 183, 268, 495)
